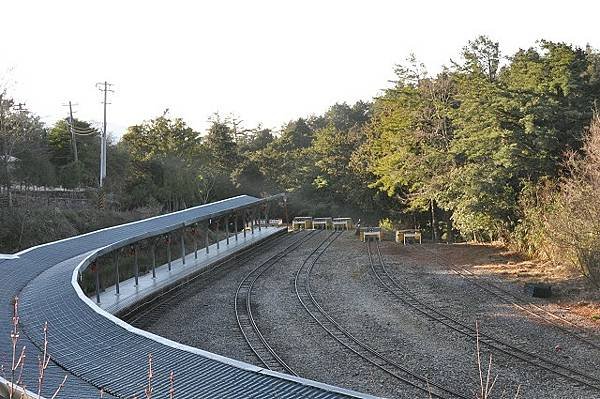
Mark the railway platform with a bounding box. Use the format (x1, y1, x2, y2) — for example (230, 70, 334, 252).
(0, 195, 379, 399)
(99, 226, 286, 315)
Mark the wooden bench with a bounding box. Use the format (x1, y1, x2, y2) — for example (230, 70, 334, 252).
(292, 217, 313, 230)
(313, 217, 333, 230)
(361, 227, 382, 242)
(396, 229, 422, 245)
(332, 218, 353, 230)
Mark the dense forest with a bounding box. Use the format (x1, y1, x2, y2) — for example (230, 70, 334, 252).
(1, 36, 600, 282)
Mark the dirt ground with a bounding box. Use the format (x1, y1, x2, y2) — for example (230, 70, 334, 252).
(136, 231, 600, 399)
(426, 242, 600, 325)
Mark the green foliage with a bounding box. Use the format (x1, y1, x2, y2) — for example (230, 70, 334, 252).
(47, 119, 101, 187)
(277, 119, 314, 150)
(3, 35, 600, 274)
(123, 113, 199, 161)
(121, 113, 212, 209)
(367, 36, 600, 241)
(204, 119, 239, 174)
(0, 96, 53, 191)
(378, 218, 395, 231)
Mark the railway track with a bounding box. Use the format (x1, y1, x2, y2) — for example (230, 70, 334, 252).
(124, 230, 295, 326)
(410, 245, 600, 351)
(369, 240, 600, 393)
(235, 230, 320, 375)
(294, 231, 468, 399)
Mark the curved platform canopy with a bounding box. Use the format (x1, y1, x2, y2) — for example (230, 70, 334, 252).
(0, 195, 379, 399)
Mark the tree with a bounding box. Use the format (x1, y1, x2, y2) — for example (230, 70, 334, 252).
(277, 118, 314, 151)
(447, 39, 600, 239)
(121, 113, 203, 209)
(447, 55, 517, 239)
(0, 94, 49, 205)
(204, 118, 239, 174)
(500, 41, 599, 179)
(123, 112, 200, 162)
(311, 102, 375, 209)
(238, 127, 274, 153)
(47, 119, 100, 188)
(368, 58, 455, 239)
(456, 35, 501, 82)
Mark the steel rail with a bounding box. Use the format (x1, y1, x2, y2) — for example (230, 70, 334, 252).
(371, 241, 600, 392)
(235, 230, 320, 376)
(295, 232, 468, 399)
(411, 245, 600, 351)
(123, 230, 292, 325)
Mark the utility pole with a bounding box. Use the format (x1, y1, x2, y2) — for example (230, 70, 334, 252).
(95, 81, 114, 188)
(5, 102, 27, 208)
(62, 101, 78, 162)
(0, 93, 7, 206)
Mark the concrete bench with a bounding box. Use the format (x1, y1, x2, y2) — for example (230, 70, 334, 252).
(292, 217, 313, 230)
(396, 230, 422, 245)
(361, 227, 381, 242)
(332, 218, 353, 230)
(313, 217, 333, 230)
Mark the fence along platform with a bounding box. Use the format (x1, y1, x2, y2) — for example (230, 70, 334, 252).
(98, 226, 284, 315)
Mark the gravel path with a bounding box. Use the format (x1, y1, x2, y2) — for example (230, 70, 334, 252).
(254, 231, 425, 398)
(375, 242, 600, 398)
(132, 231, 309, 365)
(136, 232, 600, 399)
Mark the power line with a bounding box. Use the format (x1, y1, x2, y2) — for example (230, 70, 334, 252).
(66, 122, 97, 135)
(70, 126, 96, 133)
(73, 130, 99, 137)
(66, 119, 97, 132)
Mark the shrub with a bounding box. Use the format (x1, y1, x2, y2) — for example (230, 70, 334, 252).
(514, 114, 600, 286)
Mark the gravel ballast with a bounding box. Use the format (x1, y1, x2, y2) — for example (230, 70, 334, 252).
(135, 231, 600, 399)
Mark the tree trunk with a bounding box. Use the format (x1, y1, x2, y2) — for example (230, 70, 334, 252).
(6, 174, 12, 209)
(430, 198, 438, 242)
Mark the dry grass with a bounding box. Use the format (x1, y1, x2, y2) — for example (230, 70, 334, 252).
(431, 243, 600, 325)
(474, 321, 520, 399)
(2, 297, 67, 399)
(515, 114, 600, 288)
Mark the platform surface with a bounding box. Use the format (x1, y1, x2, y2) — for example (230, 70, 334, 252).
(99, 226, 285, 314)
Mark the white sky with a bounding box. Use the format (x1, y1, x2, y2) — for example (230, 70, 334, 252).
(1, 0, 599, 139)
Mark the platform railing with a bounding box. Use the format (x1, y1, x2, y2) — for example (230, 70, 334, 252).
(79, 194, 285, 304)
